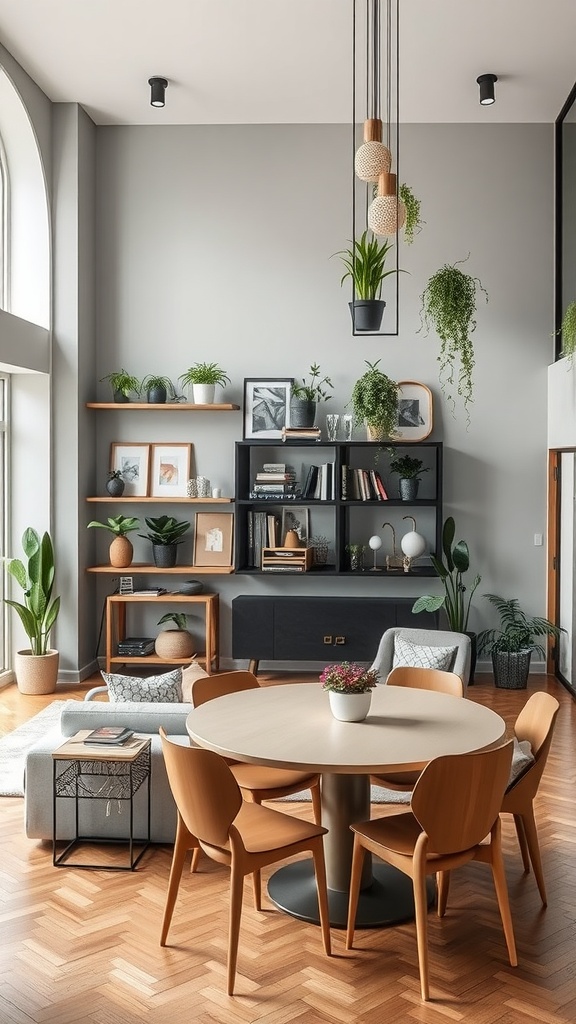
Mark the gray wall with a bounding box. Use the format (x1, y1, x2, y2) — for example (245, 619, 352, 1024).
(82, 122, 553, 670)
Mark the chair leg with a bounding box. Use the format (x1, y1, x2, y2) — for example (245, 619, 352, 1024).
(310, 779, 322, 826)
(160, 819, 195, 946)
(413, 863, 431, 1001)
(512, 813, 531, 873)
(436, 870, 450, 917)
(311, 839, 331, 956)
(190, 847, 201, 873)
(490, 824, 518, 967)
(346, 836, 366, 950)
(227, 866, 245, 996)
(520, 806, 547, 905)
(252, 869, 262, 912)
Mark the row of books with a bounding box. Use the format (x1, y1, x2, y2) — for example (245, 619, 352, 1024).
(341, 466, 389, 501)
(302, 463, 336, 500)
(246, 510, 281, 567)
(117, 637, 155, 656)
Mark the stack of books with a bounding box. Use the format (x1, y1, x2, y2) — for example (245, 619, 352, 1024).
(341, 466, 389, 501)
(249, 462, 300, 500)
(117, 637, 156, 656)
(281, 426, 322, 442)
(83, 726, 134, 746)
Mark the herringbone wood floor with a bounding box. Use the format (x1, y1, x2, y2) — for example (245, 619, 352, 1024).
(0, 672, 575, 1022)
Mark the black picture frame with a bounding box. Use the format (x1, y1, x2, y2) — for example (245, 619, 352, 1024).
(243, 378, 294, 439)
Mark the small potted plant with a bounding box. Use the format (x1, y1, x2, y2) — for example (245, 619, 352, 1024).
(290, 363, 334, 428)
(99, 369, 141, 403)
(320, 661, 379, 721)
(333, 230, 399, 332)
(155, 612, 195, 660)
(178, 362, 230, 405)
(106, 469, 125, 498)
(140, 374, 179, 404)
(87, 515, 140, 568)
(345, 543, 366, 572)
(4, 528, 61, 694)
(388, 452, 429, 500)
(138, 515, 191, 568)
(399, 182, 423, 245)
(477, 594, 563, 690)
(350, 359, 399, 441)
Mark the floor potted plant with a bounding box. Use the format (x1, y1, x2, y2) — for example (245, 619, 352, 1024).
(138, 515, 191, 568)
(350, 359, 399, 441)
(333, 230, 398, 332)
(290, 362, 333, 428)
(87, 515, 140, 567)
(477, 594, 563, 689)
(178, 362, 230, 405)
(411, 515, 481, 682)
(388, 452, 429, 500)
(99, 369, 141, 403)
(320, 661, 379, 721)
(155, 612, 195, 659)
(4, 527, 61, 694)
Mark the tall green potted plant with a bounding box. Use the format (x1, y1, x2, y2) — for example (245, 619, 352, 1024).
(4, 528, 61, 694)
(477, 594, 563, 689)
(350, 360, 399, 441)
(412, 516, 481, 681)
(290, 363, 334, 428)
(334, 230, 398, 332)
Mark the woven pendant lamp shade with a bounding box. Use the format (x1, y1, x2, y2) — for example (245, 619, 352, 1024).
(368, 171, 406, 236)
(354, 118, 391, 182)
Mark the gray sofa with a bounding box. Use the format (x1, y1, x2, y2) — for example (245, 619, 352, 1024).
(25, 700, 192, 843)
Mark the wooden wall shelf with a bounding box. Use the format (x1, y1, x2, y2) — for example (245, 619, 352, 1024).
(86, 496, 233, 503)
(86, 564, 234, 575)
(86, 402, 240, 411)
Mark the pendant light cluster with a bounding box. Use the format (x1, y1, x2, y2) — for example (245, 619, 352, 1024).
(355, 0, 405, 238)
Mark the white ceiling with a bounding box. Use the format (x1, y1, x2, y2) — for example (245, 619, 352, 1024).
(0, 0, 574, 126)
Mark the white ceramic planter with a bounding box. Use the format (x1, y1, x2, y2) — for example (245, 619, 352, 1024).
(328, 690, 372, 722)
(192, 384, 216, 405)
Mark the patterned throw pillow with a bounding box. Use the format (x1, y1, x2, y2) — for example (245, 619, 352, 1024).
(101, 668, 183, 703)
(392, 635, 457, 673)
(507, 738, 534, 787)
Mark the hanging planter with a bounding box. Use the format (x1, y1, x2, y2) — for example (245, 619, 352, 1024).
(333, 231, 399, 333)
(399, 183, 423, 244)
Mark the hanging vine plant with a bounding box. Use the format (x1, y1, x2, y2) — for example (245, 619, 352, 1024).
(555, 301, 576, 364)
(399, 183, 423, 244)
(419, 255, 488, 421)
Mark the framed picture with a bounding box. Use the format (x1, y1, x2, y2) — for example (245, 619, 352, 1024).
(281, 506, 310, 546)
(110, 443, 150, 497)
(193, 512, 234, 567)
(243, 378, 293, 439)
(150, 443, 192, 497)
(395, 381, 433, 441)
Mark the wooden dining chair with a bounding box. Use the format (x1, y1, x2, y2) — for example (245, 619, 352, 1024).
(347, 740, 517, 1001)
(159, 728, 331, 995)
(370, 666, 464, 792)
(501, 691, 560, 905)
(191, 670, 322, 824)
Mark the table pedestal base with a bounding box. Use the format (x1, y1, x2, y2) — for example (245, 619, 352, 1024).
(267, 858, 435, 929)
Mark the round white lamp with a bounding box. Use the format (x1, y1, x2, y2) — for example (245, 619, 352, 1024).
(368, 534, 383, 571)
(400, 516, 426, 573)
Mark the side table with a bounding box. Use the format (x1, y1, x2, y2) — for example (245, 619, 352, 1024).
(52, 732, 151, 870)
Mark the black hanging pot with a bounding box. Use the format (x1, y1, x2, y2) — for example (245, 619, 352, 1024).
(289, 398, 317, 428)
(349, 300, 386, 332)
(152, 543, 178, 568)
(147, 385, 167, 404)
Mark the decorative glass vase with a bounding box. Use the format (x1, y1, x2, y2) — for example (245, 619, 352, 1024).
(328, 690, 372, 722)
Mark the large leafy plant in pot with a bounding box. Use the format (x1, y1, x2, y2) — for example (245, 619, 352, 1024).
(350, 360, 399, 441)
(477, 594, 563, 689)
(5, 528, 61, 694)
(334, 230, 398, 332)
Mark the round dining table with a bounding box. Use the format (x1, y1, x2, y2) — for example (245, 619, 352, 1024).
(186, 682, 506, 928)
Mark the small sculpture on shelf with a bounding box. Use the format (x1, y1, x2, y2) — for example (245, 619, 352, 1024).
(106, 470, 125, 497)
(368, 534, 383, 571)
(381, 522, 403, 571)
(400, 515, 426, 573)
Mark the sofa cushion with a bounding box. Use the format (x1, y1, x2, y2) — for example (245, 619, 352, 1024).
(101, 667, 183, 703)
(59, 699, 191, 737)
(507, 738, 534, 787)
(181, 659, 209, 703)
(392, 635, 457, 673)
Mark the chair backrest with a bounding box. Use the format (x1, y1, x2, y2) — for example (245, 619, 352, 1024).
(191, 670, 260, 708)
(385, 665, 464, 697)
(370, 627, 472, 686)
(159, 727, 242, 848)
(508, 692, 560, 796)
(410, 740, 514, 855)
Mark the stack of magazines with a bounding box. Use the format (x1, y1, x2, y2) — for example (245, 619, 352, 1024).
(117, 637, 155, 656)
(84, 726, 134, 745)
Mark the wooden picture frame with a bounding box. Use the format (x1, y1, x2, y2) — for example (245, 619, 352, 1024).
(395, 381, 433, 441)
(243, 378, 293, 439)
(150, 443, 192, 497)
(110, 443, 150, 496)
(193, 512, 234, 567)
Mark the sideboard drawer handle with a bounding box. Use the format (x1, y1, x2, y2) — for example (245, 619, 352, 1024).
(335, 636, 346, 645)
(323, 635, 333, 645)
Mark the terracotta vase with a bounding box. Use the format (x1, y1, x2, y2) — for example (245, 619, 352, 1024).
(109, 535, 133, 568)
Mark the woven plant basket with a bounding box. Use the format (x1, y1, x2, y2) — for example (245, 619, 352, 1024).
(14, 649, 59, 695)
(155, 630, 195, 660)
(492, 650, 531, 689)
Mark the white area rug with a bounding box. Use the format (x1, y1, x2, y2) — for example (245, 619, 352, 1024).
(0, 701, 65, 797)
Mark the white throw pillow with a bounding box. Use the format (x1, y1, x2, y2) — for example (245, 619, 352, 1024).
(101, 667, 183, 703)
(181, 659, 209, 703)
(507, 738, 534, 787)
(393, 635, 457, 673)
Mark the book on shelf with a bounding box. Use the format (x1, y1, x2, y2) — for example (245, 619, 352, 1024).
(302, 465, 319, 498)
(84, 726, 134, 745)
(281, 427, 322, 441)
(255, 472, 296, 482)
(131, 588, 167, 596)
(252, 483, 298, 492)
(248, 491, 302, 500)
(262, 463, 288, 473)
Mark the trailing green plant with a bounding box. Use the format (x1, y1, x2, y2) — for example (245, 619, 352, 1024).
(4, 528, 61, 656)
(350, 359, 399, 436)
(157, 612, 192, 631)
(477, 594, 563, 656)
(291, 363, 334, 402)
(419, 256, 488, 421)
(412, 516, 481, 632)
(138, 515, 191, 546)
(87, 515, 140, 536)
(388, 452, 429, 480)
(399, 183, 423, 244)
(99, 369, 141, 399)
(333, 230, 398, 300)
(140, 374, 180, 400)
(178, 363, 230, 388)
(554, 300, 576, 364)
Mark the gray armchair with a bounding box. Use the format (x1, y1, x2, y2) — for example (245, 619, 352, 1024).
(369, 626, 472, 686)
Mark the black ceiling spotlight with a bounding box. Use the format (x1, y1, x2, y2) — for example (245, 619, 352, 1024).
(476, 73, 497, 106)
(148, 77, 168, 108)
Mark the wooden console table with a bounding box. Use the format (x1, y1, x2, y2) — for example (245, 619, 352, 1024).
(105, 593, 219, 674)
